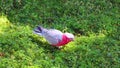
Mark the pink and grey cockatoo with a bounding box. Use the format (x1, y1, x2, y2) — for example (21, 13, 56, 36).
(33, 26, 74, 47)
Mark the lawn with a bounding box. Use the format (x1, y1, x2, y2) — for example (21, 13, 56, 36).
(0, 0, 120, 68)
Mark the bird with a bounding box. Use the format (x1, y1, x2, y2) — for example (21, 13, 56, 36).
(33, 26, 74, 48)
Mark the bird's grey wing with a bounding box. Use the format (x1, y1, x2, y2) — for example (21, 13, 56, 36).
(43, 29, 63, 45)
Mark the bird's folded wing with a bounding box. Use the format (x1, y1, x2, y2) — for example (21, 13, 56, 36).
(43, 29, 63, 45)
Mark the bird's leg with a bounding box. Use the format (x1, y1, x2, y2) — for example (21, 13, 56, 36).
(56, 46, 64, 49)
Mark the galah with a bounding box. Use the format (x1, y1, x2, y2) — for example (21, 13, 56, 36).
(33, 26, 74, 47)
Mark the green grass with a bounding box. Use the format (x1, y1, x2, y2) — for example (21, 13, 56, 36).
(0, 0, 120, 68)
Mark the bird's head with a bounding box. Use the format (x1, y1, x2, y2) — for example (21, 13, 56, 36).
(64, 33, 74, 41)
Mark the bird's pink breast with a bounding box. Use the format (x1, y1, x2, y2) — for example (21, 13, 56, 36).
(52, 34, 71, 46)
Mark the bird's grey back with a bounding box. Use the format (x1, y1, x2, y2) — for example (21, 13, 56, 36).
(42, 29, 63, 45)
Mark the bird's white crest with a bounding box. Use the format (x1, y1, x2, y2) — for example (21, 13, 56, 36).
(64, 33, 74, 39)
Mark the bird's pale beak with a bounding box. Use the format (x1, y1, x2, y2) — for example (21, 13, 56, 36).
(70, 38, 74, 41)
(72, 39, 74, 41)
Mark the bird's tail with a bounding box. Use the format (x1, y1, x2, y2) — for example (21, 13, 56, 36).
(33, 26, 43, 36)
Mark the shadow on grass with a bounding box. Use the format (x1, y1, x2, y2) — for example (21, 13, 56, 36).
(29, 35, 59, 53)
